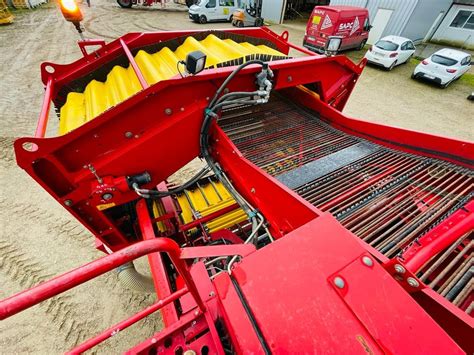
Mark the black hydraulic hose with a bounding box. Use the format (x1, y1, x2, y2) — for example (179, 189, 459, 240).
(134, 165, 210, 198)
(209, 60, 265, 107)
(136, 60, 269, 202)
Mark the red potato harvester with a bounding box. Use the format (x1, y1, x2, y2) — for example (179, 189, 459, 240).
(0, 2, 473, 353)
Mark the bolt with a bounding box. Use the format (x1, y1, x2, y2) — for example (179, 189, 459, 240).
(287, 75, 293, 82)
(184, 351, 196, 355)
(64, 199, 72, 206)
(334, 276, 345, 289)
(165, 108, 172, 115)
(209, 291, 215, 297)
(250, 188, 256, 193)
(125, 131, 133, 138)
(407, 277, 419, 288)
(394, 264, 406, 274)
(362, 256, 373, 267)
(194, 310, 199, 316)
(102, 193, 113, 201)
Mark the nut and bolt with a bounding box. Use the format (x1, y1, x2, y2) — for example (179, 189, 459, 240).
(209, 291, 215, 297)
(64, 199, 73, 206)
(407, 277, 419, 288)
(334, 276, 345, 289)
(362, 256, 373, 267)
(102, 193, 113, 201)
(125, 131, 133, 138)
(394, 264, 406, 274)
(165, 108, 172, 115)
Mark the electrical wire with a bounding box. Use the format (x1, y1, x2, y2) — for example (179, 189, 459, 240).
(176, 60, 186, 78)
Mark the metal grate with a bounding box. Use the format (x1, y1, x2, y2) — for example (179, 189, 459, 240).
(417, 232, 473, 316)
(219, 95, 474, 315)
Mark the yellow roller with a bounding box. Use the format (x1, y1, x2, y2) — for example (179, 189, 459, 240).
(59, 34, 285, 135)
(153, 178, 248, 235)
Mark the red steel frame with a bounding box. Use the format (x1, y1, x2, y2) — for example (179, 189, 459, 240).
(2, 27, 473, 353)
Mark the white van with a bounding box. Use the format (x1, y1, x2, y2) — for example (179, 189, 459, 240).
(189, 0, 240, 24)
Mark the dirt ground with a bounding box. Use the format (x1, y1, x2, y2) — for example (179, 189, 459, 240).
(0, 0, 472, 353)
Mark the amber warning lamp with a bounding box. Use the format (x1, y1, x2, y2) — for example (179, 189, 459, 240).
(59, 0, 85, 39)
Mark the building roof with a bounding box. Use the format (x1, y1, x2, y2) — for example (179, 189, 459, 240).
(435, 48, 470, 60)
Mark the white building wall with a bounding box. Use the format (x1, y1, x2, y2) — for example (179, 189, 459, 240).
(432, 4, 474, 49)
(330, 0, 419, 37)
(262, 0, 286, 24)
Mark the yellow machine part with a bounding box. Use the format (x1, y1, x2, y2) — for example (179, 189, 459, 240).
(59, 34, 284, 135)
(152, 178, 247, 235)
(0, 0, 13, 25)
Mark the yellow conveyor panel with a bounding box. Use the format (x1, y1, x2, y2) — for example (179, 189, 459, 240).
(59, 34, 285, 135)
(174, 178, 247, 234)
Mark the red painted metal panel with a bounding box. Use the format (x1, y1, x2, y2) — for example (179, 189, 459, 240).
(226, 214, 462, 353)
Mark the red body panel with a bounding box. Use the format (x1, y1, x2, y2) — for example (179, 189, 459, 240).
(1, 27, 472, 354)
(217, 215, 462, 354)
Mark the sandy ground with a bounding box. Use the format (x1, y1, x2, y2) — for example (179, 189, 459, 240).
(0, 1, 472, 353)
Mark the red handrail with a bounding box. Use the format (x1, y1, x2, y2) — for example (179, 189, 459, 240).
(0, 238, 206, 320)
(120, 38, 149, 90)
(68, 286, 190, 354)
(35, 76, 53, 138)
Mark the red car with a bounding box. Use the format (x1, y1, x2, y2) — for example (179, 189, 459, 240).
(303, 5, 371, 53)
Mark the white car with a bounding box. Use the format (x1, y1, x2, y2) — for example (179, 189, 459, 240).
(364, 36, 415, 70)
(412, 48, 472, 88)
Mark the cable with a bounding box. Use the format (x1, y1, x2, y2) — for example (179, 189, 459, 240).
(176, 60, 186, 78)
(134, 59, 273, 222)
(133, 165, 210, 198)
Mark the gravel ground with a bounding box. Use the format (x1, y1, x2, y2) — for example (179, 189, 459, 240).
(0, 1, 472, 353)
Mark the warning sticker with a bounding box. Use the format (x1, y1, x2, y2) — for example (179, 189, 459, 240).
(321, 14, 333, 30)
(312, 15, 321, 25)
(350, 16, 360, 35)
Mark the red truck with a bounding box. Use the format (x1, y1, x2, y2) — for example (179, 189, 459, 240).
(303, 5, 371, 53)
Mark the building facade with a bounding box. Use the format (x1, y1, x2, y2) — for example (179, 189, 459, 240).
(329, 0, 451, 44)
(431, 1, 474, 49)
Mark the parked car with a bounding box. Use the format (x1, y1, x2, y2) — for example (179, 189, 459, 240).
(412, 48, 472, 88)
(303, 5, 371, 54)
(364, 36, 415, 70)
(189, 0, 238, 24)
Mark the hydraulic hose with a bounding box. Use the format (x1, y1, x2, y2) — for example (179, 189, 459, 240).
(116, 262, 155, 293)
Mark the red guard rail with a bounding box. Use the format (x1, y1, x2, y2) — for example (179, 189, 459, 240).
(0, 238, 205, 319)
(0, 238, 256, 353)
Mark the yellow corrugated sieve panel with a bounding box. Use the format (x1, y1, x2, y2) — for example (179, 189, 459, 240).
(135, 50, 165, 85)
(59, 35, 285, 135)
(201, 35, 248, 62)
(59, 92, 86, 135)
(84, 80, 108, 121)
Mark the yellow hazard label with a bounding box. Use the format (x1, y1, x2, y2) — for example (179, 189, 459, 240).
(223, 8, 229, 15)
(96, 202, 116, 211)
(312, 15, 321, 24)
